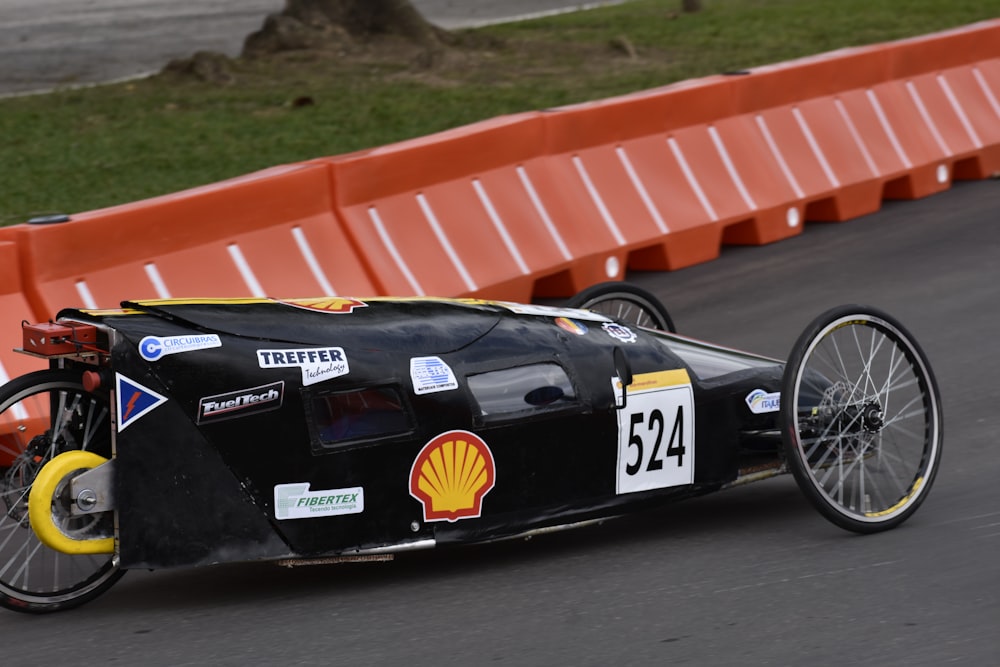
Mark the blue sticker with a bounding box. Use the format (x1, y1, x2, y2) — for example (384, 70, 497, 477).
(410, 356, 458, 395)
(602, 322, 637, 343)
(116, 373, 168, 432)
(139, 334, 221, 361)
(745, 389, 781, 414)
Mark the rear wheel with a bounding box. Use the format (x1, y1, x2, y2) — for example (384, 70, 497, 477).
(566, 282, 676, 332)
(781, 306, 942, 533)
(0, 369, 123, 613)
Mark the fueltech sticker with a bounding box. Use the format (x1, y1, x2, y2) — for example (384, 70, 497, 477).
(197, 381, 284, 424)
(257, 347, 349, 386)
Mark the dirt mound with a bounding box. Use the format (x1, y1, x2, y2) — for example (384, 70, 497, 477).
(242, 0, 448, 59)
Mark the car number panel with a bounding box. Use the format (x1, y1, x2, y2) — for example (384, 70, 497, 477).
(616, 370, 695, 495)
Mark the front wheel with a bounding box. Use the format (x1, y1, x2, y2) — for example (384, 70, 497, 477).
(566, 282, 676, 332)
(781, 306, 942, 533)
(0, 369, 123, 613)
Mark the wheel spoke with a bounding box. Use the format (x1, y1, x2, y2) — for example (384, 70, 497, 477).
(0, 370, 122, 612)
(566, 283, 674, 332)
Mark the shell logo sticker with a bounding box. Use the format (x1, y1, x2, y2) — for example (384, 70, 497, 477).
(409, 430, 495, 523)
(280, 298, 368, 314)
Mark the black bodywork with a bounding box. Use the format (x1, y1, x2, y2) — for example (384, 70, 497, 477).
(57, 297, 786, 571)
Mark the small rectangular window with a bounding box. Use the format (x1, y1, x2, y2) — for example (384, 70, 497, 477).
(311, 387, 412, 446)
(469, 363, 577, 419)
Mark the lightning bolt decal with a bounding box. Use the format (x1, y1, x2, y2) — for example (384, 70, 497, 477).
(122, 390, 141, 421)
(116, 373, 168, 432)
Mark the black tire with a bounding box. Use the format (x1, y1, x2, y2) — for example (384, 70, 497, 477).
(781, 306, 942, 533)
(0, 369, 124, 613)
(566, 282, 676, 332)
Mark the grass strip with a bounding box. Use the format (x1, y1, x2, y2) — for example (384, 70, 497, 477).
(1, 0, 997, 225)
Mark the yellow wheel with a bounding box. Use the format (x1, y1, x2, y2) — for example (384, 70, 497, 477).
(28, 450, 114, 555)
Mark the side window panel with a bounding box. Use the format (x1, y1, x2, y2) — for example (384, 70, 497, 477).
(310, 387, 412, 447)
(469, 363, 577, 420)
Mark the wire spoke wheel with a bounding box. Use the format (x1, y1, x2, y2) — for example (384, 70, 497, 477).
(565, 282, 676, 332)
(781, 306, 942, 533)
(0, 369, 123, 613)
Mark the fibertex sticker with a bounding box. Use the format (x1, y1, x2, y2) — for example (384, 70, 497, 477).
(257, 347, 349, 386)
(273, 483, 364, 520)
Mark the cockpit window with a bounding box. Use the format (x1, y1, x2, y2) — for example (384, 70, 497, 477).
(469, 363, 577, 420)
(311, 387, 413, 447)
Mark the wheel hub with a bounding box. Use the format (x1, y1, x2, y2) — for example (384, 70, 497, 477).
(861, 401, 884, 433)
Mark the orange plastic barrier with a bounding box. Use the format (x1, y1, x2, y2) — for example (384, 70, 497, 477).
(0, 19, 995, 362)
(729, 46, 892, 221)
(0, 240, 43, 379)
(877, 20, 1000, 189)
(329, 113, 633, 299)
(0, 239, 45, 465)
(539, 79, 744, 269)
(11, 162, 377, 319)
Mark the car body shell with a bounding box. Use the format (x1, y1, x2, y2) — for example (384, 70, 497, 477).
(53, 296, 786, 570)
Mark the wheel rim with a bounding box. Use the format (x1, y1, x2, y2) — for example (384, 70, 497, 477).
(789, 314, 941, 525)
(0, 376, 119, 609)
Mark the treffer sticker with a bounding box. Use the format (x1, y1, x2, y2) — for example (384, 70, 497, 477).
(257, 347, 349, 386)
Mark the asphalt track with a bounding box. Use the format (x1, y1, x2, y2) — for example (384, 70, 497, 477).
(3, 3, 999, 664)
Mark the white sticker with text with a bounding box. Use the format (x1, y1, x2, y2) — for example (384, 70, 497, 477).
(274, 483, 364, 520)
(257, 347, 349, 386)
(616, 370, 695, 495)
(745, 389, 780, 414)
(410, 356, 458, 395)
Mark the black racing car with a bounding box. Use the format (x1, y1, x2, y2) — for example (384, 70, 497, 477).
(0, 283, 942, 613)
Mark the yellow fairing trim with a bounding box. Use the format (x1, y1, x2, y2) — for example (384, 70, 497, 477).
(28, 451, 115, 555)
(628, 369, 691, 390)
(132, 297, 274, 307)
